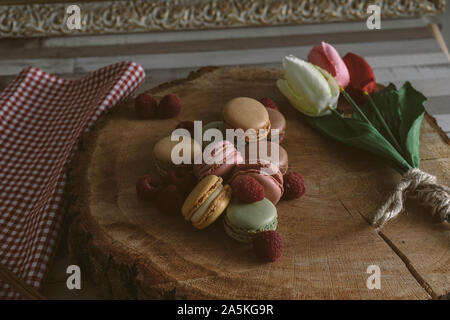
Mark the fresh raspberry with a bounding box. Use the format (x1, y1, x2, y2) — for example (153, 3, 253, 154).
(175, 121, 195, 137)
(136, 174, 164, 201)
(253, 231, 283, 262)
(283, 172, 306, 200)
(259, 97, 279, 111)
(232, 175, 265, 203)
(158, 93, 182, 118)
(135, 92, 158, 119)
(167, 167, 196, 196)
(155, 185, 184, 215)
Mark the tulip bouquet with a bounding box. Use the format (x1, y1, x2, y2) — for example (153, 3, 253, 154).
(277, 42, 449, 229)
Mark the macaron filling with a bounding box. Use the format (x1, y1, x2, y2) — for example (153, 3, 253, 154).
(190, 185, 223, 223)
(223, 120, 271, 142)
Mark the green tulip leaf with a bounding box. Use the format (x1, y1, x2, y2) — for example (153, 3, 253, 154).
(352, 82, 426, 168)
(305, 114, 412, 174)
(397, 82, 426, 167)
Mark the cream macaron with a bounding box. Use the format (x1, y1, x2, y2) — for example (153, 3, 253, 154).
(153, 135, 202, 176)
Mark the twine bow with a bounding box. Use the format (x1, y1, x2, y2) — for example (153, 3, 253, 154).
(372, 168, 450, 229)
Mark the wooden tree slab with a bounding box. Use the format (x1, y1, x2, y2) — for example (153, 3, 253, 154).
(67, 67, 449, 299)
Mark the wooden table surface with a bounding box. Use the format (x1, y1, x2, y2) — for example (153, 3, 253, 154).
(0, 18, 449, 299)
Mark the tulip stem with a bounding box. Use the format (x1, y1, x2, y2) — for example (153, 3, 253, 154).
(339, 88, 372, 125)
(364, 92, 405, 158)
(327, 106, 357, 130)
(328, 107, 343, 118)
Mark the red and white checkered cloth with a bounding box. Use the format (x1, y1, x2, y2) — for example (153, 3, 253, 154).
(0, 61, 145, 299)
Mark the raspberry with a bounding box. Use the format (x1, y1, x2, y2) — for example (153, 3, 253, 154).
(253, 231, 283, 262)
(232, 175, 265, 203)
(136, 174, 164, 201)
(135, 92, 158, 119)
(158, 93, 182, 118)
(167, 167, 196, 196)
(283, 172, 306, 200)
(175, 121, 195, 138)
(259, 97, 279, 111)
(155, 185, 184, 215)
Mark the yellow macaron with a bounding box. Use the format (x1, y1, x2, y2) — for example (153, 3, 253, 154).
(182, 175, 232, 229)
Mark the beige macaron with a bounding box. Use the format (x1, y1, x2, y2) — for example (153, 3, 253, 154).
(153, 135, 202, 176)
(222, 97, 271, 142)
(182, 175, 232, 229)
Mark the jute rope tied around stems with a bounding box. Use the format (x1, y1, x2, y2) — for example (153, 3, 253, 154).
(372, 168, 450, 229)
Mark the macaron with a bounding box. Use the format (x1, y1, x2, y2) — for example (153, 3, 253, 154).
(266, 107, 286, 143)
(182, 175, 232, 229)
(202, 121, 225, 148)
(153, 135, 202, 176)
(230, 162, 284, 205)
(244, 142, 289, 175)
(223, 198, 278, 243)
(222, 97, 271, 142)
(194, 140, 243, 180)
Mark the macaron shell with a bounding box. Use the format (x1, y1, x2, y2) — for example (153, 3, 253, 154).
(266, 108, 286, 143)
(202, 120, 224, 133)
(278, 145, 289, 175)
(193, 184, 232, 229)
(194, 163, 236, 181)
(223, 97, 269, 130)
(243, 172, 283, 205)
(182, 175, 223, 221)
(224, 216, 278, 243)
(223, 121, 271, 142)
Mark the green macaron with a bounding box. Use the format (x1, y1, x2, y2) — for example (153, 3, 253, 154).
(202, 121, 224, 148)
(223, 198, 278, 243)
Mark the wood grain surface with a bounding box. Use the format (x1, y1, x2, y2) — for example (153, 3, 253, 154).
(67, 67, 449, 299)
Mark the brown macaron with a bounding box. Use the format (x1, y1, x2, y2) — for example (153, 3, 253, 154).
(222, 97, 271, 142)
(266, 107, 286, 143)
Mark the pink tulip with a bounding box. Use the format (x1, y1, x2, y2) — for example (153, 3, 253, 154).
(307, 42, 350, 88)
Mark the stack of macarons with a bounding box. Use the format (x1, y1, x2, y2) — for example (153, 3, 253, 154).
(136, 94, 306, 262)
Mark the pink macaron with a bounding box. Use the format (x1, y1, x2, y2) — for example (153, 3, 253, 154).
(229, 161, 284, 205)
(194, 140, 243, 180)
(244, 141, 289, 175)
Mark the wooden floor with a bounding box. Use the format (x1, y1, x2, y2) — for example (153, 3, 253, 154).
(0, 18, 449, 299)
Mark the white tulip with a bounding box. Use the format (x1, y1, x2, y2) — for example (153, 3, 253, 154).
(277, 55, 340, 117)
